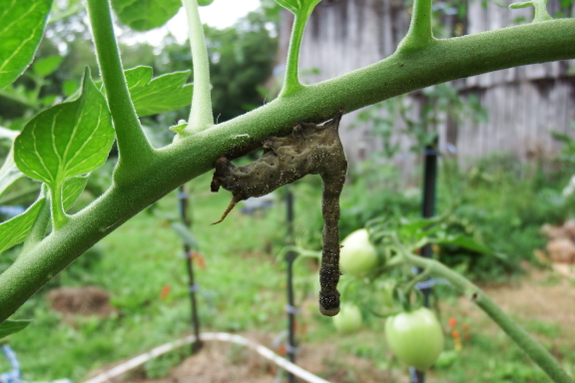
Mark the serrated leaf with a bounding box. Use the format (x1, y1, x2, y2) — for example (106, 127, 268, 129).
(0, 319, 32, 338)
(111, 0, 181, 31)
(0, 196, 44, 253)
(32, 55, 63, 77)
(0, 0, 53, 89)
(0, 177, 87, 254)
(14, 68, 114, 228)
(125, 66, 193, 116)
(15, 69, 114, 187)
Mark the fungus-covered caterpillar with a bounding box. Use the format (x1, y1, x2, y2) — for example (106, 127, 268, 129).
(210, 108, 347, 316)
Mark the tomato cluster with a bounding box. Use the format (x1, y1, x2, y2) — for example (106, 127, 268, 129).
(333, 229, 445, 371)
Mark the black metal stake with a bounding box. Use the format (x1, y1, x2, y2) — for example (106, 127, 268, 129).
(178, 185, 203, 354)
(412, 139, 439, 383)
(285, 185, 297, 383)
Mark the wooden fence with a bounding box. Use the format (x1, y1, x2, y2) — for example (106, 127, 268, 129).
(278, 0, 575, 168)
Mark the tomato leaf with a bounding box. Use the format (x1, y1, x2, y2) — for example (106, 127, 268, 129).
(32, 55, 64, 78)
(434, 234, 508, 262)
(0, 319, 32, 339)
(0, 177, 88, 254)
(125, 66, 193, 116)
(111, 0, 181, 31)
(0, 0, 53, 89)
(0, 197, 45, 254)
(14, 68, 114, 228)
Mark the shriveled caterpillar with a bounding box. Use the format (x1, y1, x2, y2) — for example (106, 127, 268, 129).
(210, 107, 347, 316)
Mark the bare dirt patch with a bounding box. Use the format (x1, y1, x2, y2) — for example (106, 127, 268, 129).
(48, 286, 117, 318)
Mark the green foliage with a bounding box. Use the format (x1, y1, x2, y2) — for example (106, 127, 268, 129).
(206, 12, 278, 121)
(0, 0, 53, 89)
(0, 197, 45, 253)
(0, 319, 31, 339)
(14, 69, 114, 228)
(111, 0, 181, 31)
(124, 66, 193, 117)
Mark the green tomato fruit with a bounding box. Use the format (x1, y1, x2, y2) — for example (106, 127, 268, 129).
(333, 304, 362, 333)
(385, 307, 444, 371)
(339, 229, 378, 277)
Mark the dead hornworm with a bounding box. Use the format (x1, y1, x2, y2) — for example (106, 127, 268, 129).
(210, 107, 347, 316)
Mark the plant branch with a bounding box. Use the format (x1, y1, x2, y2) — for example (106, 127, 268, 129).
(394, 239, 574, 383)
(86, 0, 156, 182)
(0, 19, 575, 324)
(182, 0, 214, 134)
(21, 197, 49, 253)
(398, 0, 435, 52)
(280, 13, 307, 97)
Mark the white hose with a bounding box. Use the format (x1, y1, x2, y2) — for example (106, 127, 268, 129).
(84, 332, 331, 383)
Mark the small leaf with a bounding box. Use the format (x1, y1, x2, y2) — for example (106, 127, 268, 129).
(169, 121, 187, 134)
(14, 68, 114, 228)
(509, 2, 532, 8)
(125, 66, 193, 116)
(62, 176, 88, 210)
(0, 319, 32, 338)
(0, 0, 53, 89)
(0, 197, 44, 254)
(435, 234, 508, 262)
(32, 55, 64, 77)
(111, 0, 181, 31)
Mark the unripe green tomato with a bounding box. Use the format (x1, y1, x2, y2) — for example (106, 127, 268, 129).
(333, 304, 362, 333)
(197, 0, 214, 6)
(385, 307, 444, 371)
(339, 229, 378, 277)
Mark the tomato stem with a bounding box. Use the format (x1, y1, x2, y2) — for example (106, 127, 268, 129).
(391, 236, 574, 383)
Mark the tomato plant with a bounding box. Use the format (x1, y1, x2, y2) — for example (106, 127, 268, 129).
(332, 304, 363, 334)
(385, 307, 444, 371)
(339, 229, 379, 278)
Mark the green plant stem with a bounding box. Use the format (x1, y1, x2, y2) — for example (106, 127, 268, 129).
(50, 181, 67, 230)
(0, 19, 575, 325)
(21, 197, 49, 253)
(182, 0, 214, 134)
(279, 13, 307, 97)
(397, 0, 435, 52)
(397, 242, 573, 383)
(86, 0, 156, 183)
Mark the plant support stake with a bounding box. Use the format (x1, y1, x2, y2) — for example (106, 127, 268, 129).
(178, 185, 202, 353)
(285, 185, 297, 383)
